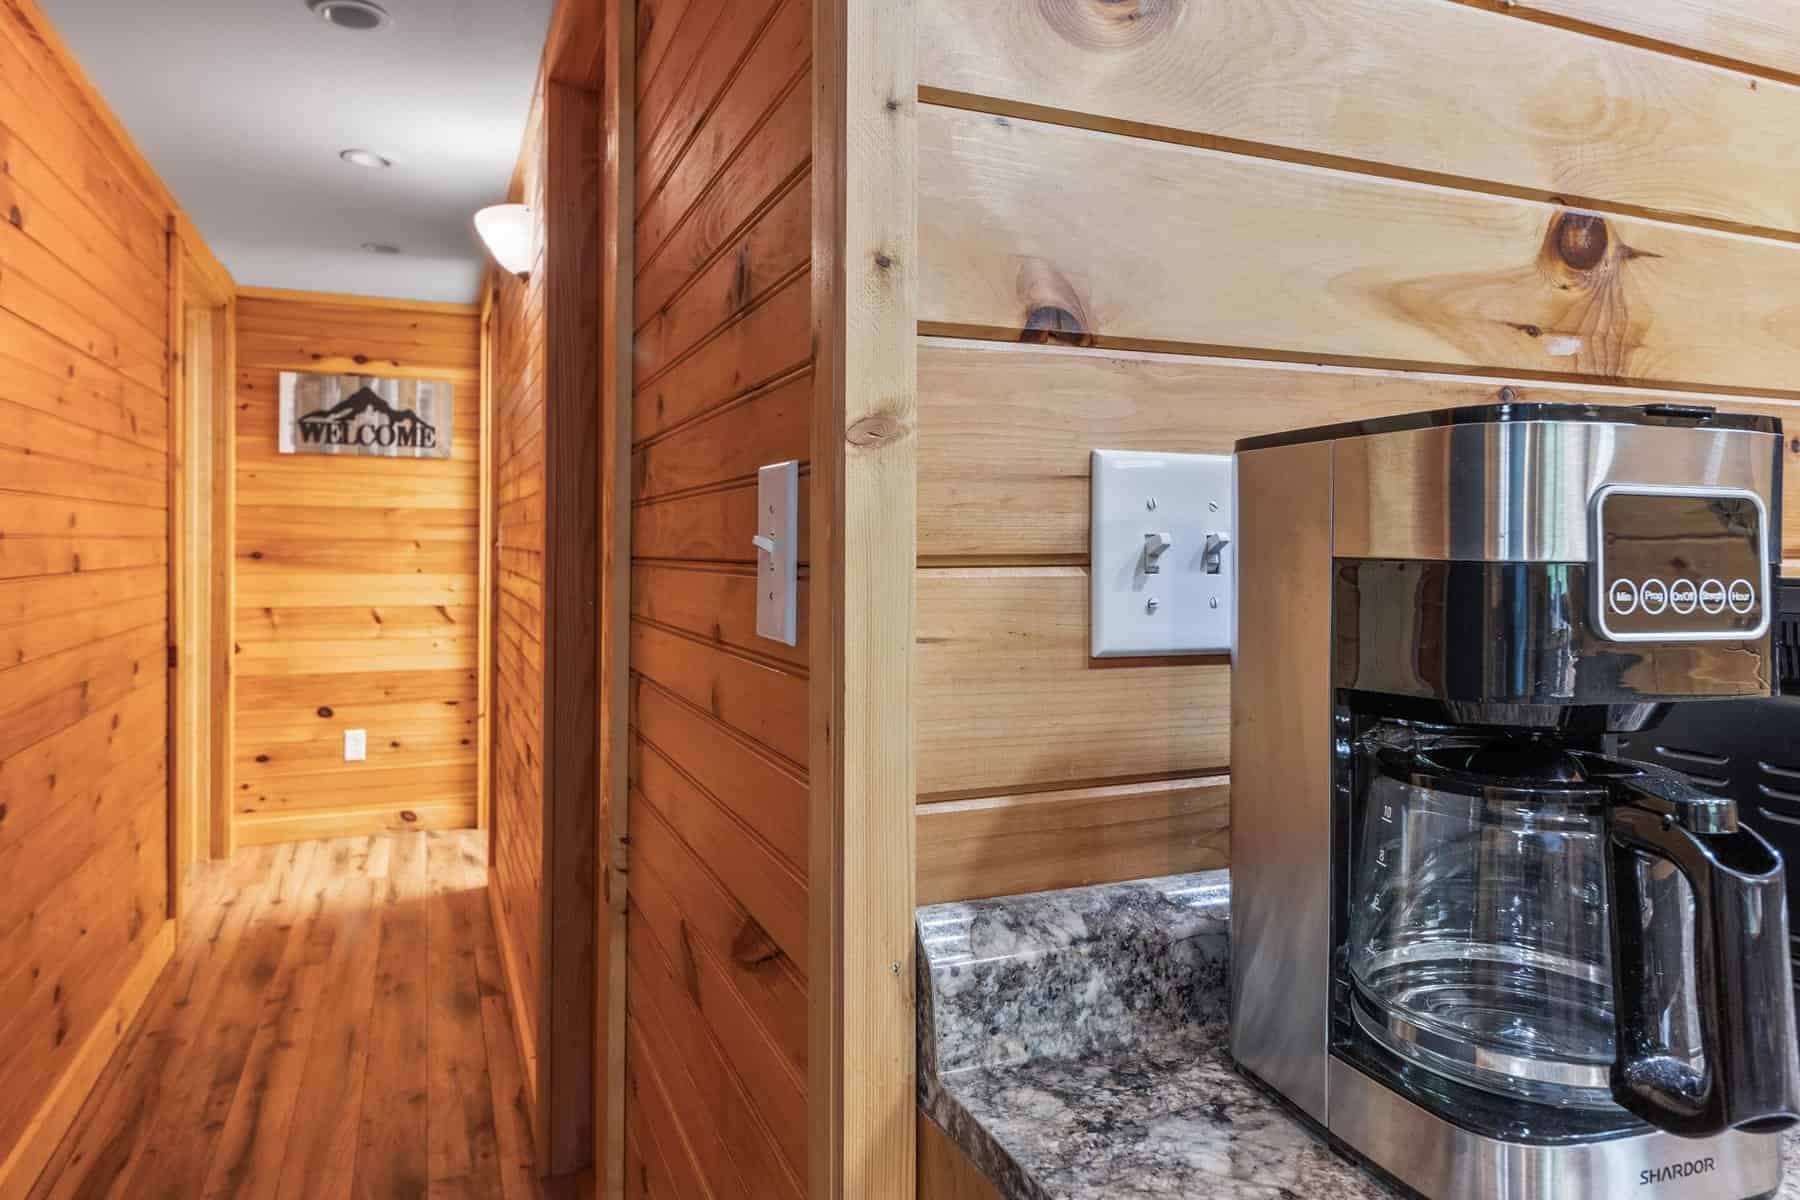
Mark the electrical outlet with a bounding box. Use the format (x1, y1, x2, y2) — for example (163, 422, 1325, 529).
(344, 729, 367, 762)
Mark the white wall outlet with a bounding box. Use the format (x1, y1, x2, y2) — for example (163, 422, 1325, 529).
(1090, 450, 1235, 657)
(344, 728, 367, 762)
(753, 460, 799, 646)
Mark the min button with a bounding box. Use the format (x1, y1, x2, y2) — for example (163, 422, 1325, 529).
(1608, 579, 1639, 615)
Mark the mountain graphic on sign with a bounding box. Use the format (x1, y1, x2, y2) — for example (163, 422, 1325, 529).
(298, 386, 431, 430)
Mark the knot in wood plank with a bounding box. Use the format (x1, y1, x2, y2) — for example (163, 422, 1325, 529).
(1039, 0, 1178, 50)
(847, 412, 908, 447)
(1016, 258, 1095, 346)
(1553, 212, 1608, 272)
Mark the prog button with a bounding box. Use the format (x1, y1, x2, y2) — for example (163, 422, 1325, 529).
(1639, 579, 1669, 614)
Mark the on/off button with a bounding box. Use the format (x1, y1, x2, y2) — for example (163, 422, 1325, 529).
(1609, 579, 1640, 615)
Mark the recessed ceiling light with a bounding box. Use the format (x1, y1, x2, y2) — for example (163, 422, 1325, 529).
(339, 148, 392, 169)
(307, 0, 391, 31)
(362, 242, 402, 255)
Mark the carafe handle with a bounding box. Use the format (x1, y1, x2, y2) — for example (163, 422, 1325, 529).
(1607, 767, 1800, 1137)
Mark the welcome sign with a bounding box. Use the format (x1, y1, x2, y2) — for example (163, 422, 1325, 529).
(277, 371, 454, 459)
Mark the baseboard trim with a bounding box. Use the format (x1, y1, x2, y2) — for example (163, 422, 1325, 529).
(0, 920, 175, 1200)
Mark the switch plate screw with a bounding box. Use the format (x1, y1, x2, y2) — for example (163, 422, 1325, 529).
(1146, 497, 1157, 511)
(1147, 597, 1160, 613)
(1209, 500, 1219, 512)
(1210, 597, 1220, 609)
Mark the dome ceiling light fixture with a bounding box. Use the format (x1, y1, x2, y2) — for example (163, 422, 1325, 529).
(473, 203, 533, 280)
(306, 0, 392, 32)
(339, 148, 393, 169)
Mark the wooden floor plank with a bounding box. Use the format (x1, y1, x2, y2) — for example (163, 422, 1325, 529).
(426, 833, 504, 1198)
(354, 831, 431, 1200)
(25, 831, 558, 1200)
(199, 841, 351, 1198)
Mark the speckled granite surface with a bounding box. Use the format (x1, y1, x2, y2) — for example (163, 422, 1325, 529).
(916, 872, 1800, 1200)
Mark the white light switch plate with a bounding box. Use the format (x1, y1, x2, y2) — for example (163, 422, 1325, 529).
(1090, 450, 1235, 657)
(344, 729, 367, 762)
(755, 460, 799, 646)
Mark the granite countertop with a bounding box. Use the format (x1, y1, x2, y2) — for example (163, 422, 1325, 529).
(916, 872, 1800, 1200)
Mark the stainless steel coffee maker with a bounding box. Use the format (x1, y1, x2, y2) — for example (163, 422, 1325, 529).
(1230, 402, 1800, 1198)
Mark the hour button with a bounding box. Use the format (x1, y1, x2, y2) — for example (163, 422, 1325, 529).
(1609, 579, 1639, 615)
(1729, 578, 1757, 615)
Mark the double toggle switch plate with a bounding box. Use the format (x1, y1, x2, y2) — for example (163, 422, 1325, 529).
(1090, 450, 1235, 657)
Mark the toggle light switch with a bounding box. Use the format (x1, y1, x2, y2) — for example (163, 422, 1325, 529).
(754, 461, 799, 646)
(1144, 531, 1173, 574)
(1202, 531, 1232, 575)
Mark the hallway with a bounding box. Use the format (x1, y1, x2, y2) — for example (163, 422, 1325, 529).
(27, 832, 572, 1200)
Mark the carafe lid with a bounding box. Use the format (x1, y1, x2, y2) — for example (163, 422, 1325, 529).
(1378, 738, 1612, 802)
(1461, 739, 1588, 782)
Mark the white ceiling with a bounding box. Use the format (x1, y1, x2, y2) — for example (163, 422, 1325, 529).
(42, 0, 554, 303)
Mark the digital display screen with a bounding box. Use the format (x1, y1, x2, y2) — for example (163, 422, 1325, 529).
(1595, 490, 1765, 641)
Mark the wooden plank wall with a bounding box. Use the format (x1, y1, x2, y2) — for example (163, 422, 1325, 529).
(231, 290, 483, 847)
(624, 0, 813, 1194)
(490, 79, 550, 1119)
(486, 63, 599, 1176)
(0, 0, 181, 1191)
(911, 0, 1800, 904)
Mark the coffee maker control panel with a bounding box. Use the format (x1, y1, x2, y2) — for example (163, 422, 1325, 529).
(1594, 486, 1771, 642)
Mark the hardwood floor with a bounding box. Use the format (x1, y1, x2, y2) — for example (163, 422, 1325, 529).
(27, 831, 582, 1200)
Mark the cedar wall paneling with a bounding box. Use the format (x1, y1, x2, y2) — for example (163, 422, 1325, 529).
(0, 0, 175, 1190)
(625, 0, 811, 1194)
(912, 0, 1800, 904)
(487, 72, 598, 1175)
(232, 291, 482, 847)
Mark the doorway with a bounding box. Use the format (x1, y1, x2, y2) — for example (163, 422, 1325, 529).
(169, 244, 233, 912)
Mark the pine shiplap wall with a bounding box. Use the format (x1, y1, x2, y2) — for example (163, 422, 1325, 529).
(912, 0, 1800, 904)
(490, 80, 549, 1113)
(0, 0, 175, 1190)
(625, 0, 812, 1194)
(231, 291, 482, 847)
(487, 67, 600, 1175)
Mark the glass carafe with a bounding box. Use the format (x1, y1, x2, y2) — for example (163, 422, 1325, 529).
(1348, 730, 1800, 1136)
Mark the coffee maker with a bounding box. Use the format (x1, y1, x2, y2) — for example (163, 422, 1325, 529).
(1230, 402, 1800, 1198)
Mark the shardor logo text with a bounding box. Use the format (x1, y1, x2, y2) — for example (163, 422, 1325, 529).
(297, 386, 438, 450)
(1641, 1156, 1715, 1185)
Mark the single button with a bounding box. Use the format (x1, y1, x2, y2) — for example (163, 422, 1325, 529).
(1729, 578, 1757, 615)
(1669, 579, 1699, 614)
(1699, 579, 1727, 614)
(1608, 578, 1639, 615)
(1639, 578, 1669, 614)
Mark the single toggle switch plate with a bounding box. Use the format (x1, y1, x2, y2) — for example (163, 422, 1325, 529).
(755, 460, 799, 646)
(1090, 449, 1235, 657)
